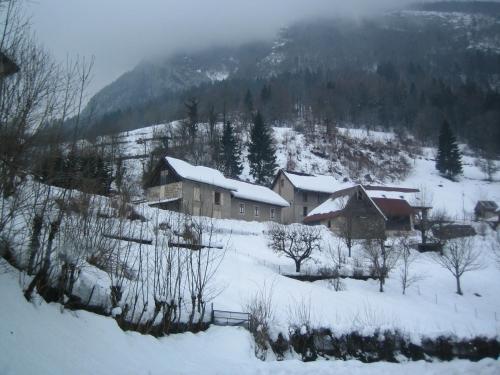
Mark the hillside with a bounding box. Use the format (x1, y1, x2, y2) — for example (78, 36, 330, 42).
(2, 115, 500, 373)
(2, 0, 500, 372)
(73, 1, 500, 158)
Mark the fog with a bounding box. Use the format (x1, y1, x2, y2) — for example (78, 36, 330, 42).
(29, 0, 416, 96)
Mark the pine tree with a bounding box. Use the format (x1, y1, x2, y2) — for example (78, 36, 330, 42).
(244, 89, 253, 113)
(248, 112, 277, 185)
(436, 120, 463, 180)
(221, 121, 242, 178)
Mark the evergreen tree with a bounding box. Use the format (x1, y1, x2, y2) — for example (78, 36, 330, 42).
(220, 121, 242, 178)
(436, 120, 463, 179)
(248, 112, 277, 185)
(244, 89, 253, 113)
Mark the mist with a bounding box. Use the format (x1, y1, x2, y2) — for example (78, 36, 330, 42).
(29, 0, 416, 97)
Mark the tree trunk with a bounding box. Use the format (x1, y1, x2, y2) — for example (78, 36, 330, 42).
(456, 275, 462, 295)
(295, 260, 301, 273)
(379, 278, 384, 293)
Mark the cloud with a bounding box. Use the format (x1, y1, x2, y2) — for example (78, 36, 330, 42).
(28, 0, 414, 96)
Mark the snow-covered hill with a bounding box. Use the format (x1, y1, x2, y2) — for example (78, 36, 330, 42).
(111, 121, 500, 219)
(1, 121, 500, 373)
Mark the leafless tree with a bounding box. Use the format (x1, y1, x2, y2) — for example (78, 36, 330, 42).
(325, 242, 346, 291)
(245, 281, 275, 360)
(433, 237, 484, 295)
(476, 154, 499, 182)
(362, 238, 399, 292)
(267, 223, 322, 273)
(334, 194, 356, 257)
(397, 235, 422, 295)
(412, 185, 433, 245)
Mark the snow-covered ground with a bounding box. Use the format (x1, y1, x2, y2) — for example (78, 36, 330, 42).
(1, 263, 499, 375)
(2, 122, 499, 373)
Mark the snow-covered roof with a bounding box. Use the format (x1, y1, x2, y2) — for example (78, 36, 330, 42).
(166, 157, 237, 191)
(282, 170, 345, 194)
(165, 157, 289, 207)
(230, 179, 289, 207)
(306, 184, 391, 221)
(308, 196, 346, 216)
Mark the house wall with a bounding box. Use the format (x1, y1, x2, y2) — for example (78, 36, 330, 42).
(230, 198, 282, 223)
(475, 209, 497, 220)
(272, 172, 295, 223)
(292, 189, 331, 223)
(181, 180, 232, 219)
(146, 182, 183, 202)
(334, 193, 386, 239)
(272, 171, 331, 224)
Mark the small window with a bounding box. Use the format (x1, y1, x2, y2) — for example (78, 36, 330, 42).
(270, 208, 275, 219)
(303, 206, 308, 216)
(194, 186, 201, 201)
(239, 203, 245, 214)
(214, 191, 221, 205)
(303, 192, 308, 202)
(254, 206, 260, 217)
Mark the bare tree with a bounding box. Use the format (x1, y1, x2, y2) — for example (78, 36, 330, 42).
(412, 185, 433, 246)
(397, 235, 422, 295)
(245, 281, 275, 360)
(267, 223, 322, 273)
(362, 238, 399, 292)
(476, 154, 499, 182)
(433, 237, 483, 295)
(325, 242, 346, 291)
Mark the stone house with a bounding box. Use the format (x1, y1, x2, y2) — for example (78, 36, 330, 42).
(304, 185, 422, 238)
(146, 157, 234, 219)
(146, 157, 288, 222)
(271, 169, 349, 224)
(474, 201, 498, 221)
(228, 179, 289, 223)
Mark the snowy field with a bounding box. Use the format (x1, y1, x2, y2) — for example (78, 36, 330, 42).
(1, 263, 499, 375)
(1, 122, 499, 373)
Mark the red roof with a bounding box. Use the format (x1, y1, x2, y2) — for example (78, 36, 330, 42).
(371, 198, 414, 217)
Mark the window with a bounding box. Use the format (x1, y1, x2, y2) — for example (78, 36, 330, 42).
(239, 203, 245, 214)
(160, 170, 169, 185)
(254, 206, 260, 217)
(303, 206, 308, 216)
(214, 191, 221, 205)
(193, 186, 201, 201)
(303, 192, 308, 202)
(327, 220, 331, 228)
(270, 208, 275, 219)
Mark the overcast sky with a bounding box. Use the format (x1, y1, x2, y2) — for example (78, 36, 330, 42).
(29, 0, 415, 97)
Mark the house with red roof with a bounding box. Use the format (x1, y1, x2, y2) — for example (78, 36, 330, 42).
(304, 184, 425, 238)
